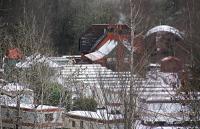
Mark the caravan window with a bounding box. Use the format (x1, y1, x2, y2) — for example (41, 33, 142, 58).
(45, 113, 54, 121)
(72, 121, 76, 127)
(80, 121, 83, 128)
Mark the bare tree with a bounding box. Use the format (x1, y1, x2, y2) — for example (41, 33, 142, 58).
(0, 3, 65, 128)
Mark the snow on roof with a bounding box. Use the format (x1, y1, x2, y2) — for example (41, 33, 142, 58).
(149, 63, 161, 67)
(2, 83, 32, 92)
(61, 63, 180, 89)
(36, 105, 62, 110)
(62, 55, 81, 58)
(16, 54, 60, 68)
(67, 110, 123, 121)
(141, 103, 190, 122)
(98, 40, 118, 55)
(49, 56, 80, 66)
(145, 25, 184, 40)
(3, 103, 62, 111)
(161, 56, 181, 62)
(85, 40, 118, 61)
(84, 51, 105, 61)
(135, 120, 191, 129)
(49, 57, 70, 62)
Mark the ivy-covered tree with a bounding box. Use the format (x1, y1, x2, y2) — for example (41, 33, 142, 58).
(44, 82, 71, 111)
(73, 97, 97, 111)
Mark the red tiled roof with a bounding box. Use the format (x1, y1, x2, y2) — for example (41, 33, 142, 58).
(6, 48, 23, 59)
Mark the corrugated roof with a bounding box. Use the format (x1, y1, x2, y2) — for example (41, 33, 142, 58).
(145, 25, 184, 40)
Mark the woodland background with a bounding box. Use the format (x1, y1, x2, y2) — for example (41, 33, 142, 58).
(0, 0, 199, 57)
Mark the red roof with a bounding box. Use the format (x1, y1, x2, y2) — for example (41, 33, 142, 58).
(6, 48, 23, 59)
(161, 56, 182, 73)
(95, 33, 129, 50)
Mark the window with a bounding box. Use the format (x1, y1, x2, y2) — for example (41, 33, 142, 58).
(72, 121, 76, 127)
(3, 127, 13, 129)
(80, 121, 83, 129)
(45, 113, 54, 121)
(56, 128, 70, 129)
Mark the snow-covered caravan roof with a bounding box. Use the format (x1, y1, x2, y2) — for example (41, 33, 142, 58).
(1, 103, 63, 112)
(67, 110, 123, 122)
(85, 40, 118, 61)
(145, 25, 184, 40)
(135, 120, 194, 129)
(2, 83, 32, 92)
(16, 54, 60, 68)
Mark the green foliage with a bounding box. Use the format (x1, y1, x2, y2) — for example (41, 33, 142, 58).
(73, 97, 97, 111)
(45, 83, 62, 106)
(44, 82, 71, 110)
